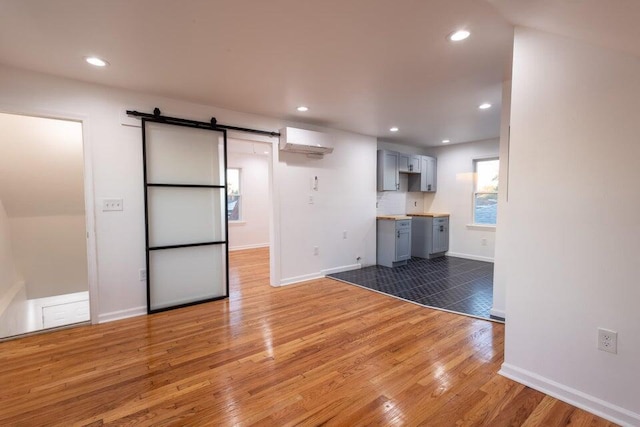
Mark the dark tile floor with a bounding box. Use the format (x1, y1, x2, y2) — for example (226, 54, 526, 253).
(328, 256, 502, 322)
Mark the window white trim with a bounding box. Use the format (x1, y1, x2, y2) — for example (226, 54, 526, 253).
(466, 224, 496, 231)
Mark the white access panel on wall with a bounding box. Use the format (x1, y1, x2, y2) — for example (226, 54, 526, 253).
(142, 120, 228, 313)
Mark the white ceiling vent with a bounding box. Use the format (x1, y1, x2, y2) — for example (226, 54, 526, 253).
(279, 127, 334, 157)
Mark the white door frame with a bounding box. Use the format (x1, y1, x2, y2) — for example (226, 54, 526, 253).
(0, 105, 100, 325)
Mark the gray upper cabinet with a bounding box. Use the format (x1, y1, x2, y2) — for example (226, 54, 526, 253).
(397, 153, 410, 172)
(408, 155, 437, 192)
(423, 156, 437, 192)
(377, 150, 399, 191)
(378, 150, 435, 192)
(398, 153, 421, 173)
(409, 155, 421, 173)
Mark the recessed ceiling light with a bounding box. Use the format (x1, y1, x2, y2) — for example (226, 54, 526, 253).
(448, 30, 470, 42)
(296, 106, 309, 112)
(479, 103, 492, 109)
(442, 139, 450, 143)
(85, 56, 109, 67)
(390, 127, 399, 132)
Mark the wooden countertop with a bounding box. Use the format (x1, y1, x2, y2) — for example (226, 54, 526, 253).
(408, 212, 450, 218)
(376, 215, 412, 221)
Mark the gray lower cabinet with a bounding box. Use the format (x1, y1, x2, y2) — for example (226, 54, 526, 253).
(410, 216, 449, 259)
(377, 219, 412, 267)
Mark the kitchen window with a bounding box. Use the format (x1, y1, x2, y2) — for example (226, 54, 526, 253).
(473, 158, 499, 225)
(227, 168, 241, 221)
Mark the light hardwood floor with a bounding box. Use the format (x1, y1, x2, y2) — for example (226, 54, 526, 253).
(0, 248, 616, 426)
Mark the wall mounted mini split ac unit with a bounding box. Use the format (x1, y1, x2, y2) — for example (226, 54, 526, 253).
(279, 127, 334, 157)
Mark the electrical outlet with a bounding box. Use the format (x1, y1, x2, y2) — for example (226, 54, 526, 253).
(139, 269, 147, 281)
(308, 195, 314, 204)
(414, 201, 417, 207)
(103, 198, 123, 211)
(598, 328, 617, 354)
(313, 246, 319, 255)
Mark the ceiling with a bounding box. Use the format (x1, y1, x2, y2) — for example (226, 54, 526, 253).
(0, 2, 635, 148)
(0, 0, 514, 146)
(0, 113, 85, 218)
(489, 0, 640, 59)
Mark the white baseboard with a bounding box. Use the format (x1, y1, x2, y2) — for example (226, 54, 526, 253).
(500, 363, 640, 426)
(279, 272, 324, 286)
(321, 263, 361, 275)
(229, 243, 269, 252)
(446, 252, 494, 263)
(0, 280, 25, 317)
(98, 306, 146, 323)
(490, 307, 505, 319)
(279, 263, 363, 287)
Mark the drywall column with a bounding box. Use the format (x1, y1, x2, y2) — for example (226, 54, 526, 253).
(490, 79, 511, 319)
(498, 28, 640, 425)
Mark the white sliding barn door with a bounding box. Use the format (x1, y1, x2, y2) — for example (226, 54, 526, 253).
(142, 120, 228, 313)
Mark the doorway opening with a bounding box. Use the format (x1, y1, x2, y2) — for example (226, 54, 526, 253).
(0, 112, 91, 339)
(227, 138, 272, 292)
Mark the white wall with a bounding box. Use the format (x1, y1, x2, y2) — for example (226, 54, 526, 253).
(376, 173, 425, 216)
(9, 215, 88, 299)
(227, 140, 270, 251)
(0, 113, 85, 217)
(0, 64, 377, 320)
(424, 138, 500, 262)
(497, 28, 640, 425)
(277, 133, 377, 283)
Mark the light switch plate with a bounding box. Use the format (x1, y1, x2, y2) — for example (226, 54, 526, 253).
(103, 198, 123, 211)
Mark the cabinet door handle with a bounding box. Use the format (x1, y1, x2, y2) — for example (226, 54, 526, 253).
(397, 231, 400, 239)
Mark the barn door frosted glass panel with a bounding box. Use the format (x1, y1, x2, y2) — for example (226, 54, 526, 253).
(149, 245, 226, 311)
(144, 120, 228, 313)
(146, 122, 225, 185)
(147, 187, 225, 247)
